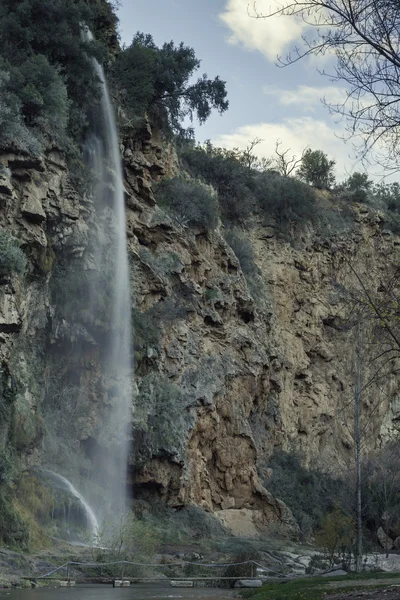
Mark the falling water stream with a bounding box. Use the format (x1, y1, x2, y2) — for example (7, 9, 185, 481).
(44, 28, 132, 540)
(40, 471, 99, 538)
(82, 27, 132, 525)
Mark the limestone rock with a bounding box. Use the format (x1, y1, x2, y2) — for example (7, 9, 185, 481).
(21, 183, 46, 222)
(215, 509, 264, 538)
(0, 287, 21, 333)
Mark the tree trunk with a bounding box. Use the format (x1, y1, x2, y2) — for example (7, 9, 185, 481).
(355, 321, 363, 572)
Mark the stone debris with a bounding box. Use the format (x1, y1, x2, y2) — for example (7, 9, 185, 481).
(170, 581, 195, 588)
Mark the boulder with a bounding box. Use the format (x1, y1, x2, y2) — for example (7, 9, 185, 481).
(234, 580, 263, 588)
(377, 527, 394, 550)
(170, 581, 194, 588)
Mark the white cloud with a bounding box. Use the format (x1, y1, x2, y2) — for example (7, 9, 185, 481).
(212, 117, 357, 180)
(264, 85, 348, 111)
(219, 0, 306, 61)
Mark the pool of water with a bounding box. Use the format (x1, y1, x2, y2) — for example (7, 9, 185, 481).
(0, 584, 238, 600)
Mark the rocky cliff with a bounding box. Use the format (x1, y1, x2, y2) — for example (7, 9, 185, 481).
(1, 124, 399, 539)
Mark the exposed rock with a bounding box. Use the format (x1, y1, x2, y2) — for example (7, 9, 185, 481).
(21, 183, 46, 223)
(377, 527, 393, 550)
(170, 581, 194, 588)
(0, 286, 21, 333)
(216, 509, 267, 538)
(2, 120, 400, 541)
(234, 580, 263, 588)
(394, 536, 400, 550)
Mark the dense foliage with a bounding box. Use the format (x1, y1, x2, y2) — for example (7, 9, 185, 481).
(0, 230, 27, 278)
(112, 33, 229, 136)
(180, 142, 316, 232)
(266, 451, 341, 537)
(297, 149, 336, 189)
(0, 0, 118, 153)
(154, 176, 219, 230)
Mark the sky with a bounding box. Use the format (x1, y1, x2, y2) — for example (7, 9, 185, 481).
(115, 0, 381, 181)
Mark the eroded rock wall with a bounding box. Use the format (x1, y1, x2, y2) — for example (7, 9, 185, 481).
(1, 125, 398, 536)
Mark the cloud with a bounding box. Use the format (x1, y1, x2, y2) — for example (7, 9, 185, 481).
(219, 0, 306, 61)
(264, 85, 348, 111)
(212, 117, 357, 180)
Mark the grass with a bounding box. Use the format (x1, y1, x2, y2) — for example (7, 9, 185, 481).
(243, 572, 400, 600)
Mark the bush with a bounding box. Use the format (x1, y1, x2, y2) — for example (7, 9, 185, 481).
(224, 229, 258, 276)
(139, 501, 227, 545)
(0, 71, 42, 154)
(132, 374, 188, 465)
(374, 182, 400, 212)
(155, 176, 219, 230)
(259, 174, 316, 232)
(181, 142, 316, 233)
(180, 142, 258, 223)
(265, 451, 341, 538)
(315, 508, 355, 567)
(0, 230, 27, 278)
(92, 512, 160, 578)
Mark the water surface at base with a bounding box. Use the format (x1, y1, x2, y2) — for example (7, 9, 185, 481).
(1, 584, 238, 600)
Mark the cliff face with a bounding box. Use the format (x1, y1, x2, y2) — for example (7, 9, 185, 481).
(1, 126, 398, 537)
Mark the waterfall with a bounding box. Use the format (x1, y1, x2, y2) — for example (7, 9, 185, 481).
(80, 27, 133, 525)
(41, 471, 99, 539)
(40, 27, 132, 543)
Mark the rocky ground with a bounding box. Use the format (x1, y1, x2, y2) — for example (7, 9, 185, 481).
(328, 586, 400, 600)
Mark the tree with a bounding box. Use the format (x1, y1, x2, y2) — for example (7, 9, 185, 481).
(112, 33, 228, 136)
(272, 140, 306, 177)
(0, 0, 117, 147)
(341, 172, 373, 203)
(251, 0, 400, 164)
(346, 172, 372, 193)
(297, 149, 336, 189)
(363, 444, 400, 557)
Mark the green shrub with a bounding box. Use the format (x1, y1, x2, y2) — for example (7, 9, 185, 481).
(0, 71, 41, 154)
(132, 298, 188, 369)
(138, 501, 227, 545)
(0, 490, 29, 548)
(258, 174, 316, 232)
(374, 182, 400, 212)
(315, 508, 355, 567)
(181, 142, 316, 232)
(155, 176, 219, 230)
(180, 142, 258, 222)
(224, 229, 258, 276)
(265, 451, 342, 538)
(92, 512, 160, 578)
(0, 230, 27, 278)
(132, 374, 188, 465)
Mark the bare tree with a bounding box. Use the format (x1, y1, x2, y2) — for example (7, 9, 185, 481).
(237, 137, 272, 171)
(250, 0, 400, 164)
(272, 139, 306, 176)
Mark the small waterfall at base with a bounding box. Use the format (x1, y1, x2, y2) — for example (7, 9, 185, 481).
(40, 470, 99, 540)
